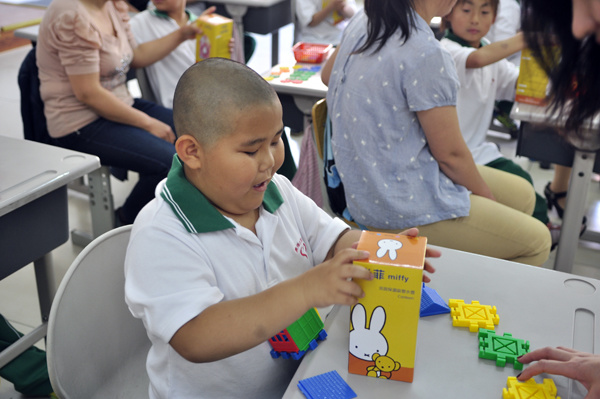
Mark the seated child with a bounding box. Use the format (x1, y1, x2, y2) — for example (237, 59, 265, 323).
(295, 0, 357, 45)
(440, 0, 551, 229)
(124, 58, 440, 398)
(130, 1, 241, 108)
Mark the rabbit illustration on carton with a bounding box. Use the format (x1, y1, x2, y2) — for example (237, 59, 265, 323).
(350, 304, 401, 378)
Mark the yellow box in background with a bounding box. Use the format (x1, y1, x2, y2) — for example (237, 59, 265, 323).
(515, 48, 552, 105)
(349, 231, 426, 383)
(195, 13, 233, 62)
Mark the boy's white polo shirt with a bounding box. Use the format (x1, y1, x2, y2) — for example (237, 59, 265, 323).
(441, 32, 519, 165)
(125, 155, 348, 399)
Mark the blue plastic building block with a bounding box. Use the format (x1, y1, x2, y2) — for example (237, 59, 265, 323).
(298, 370, 357, 399)
(420, 283, 450, 317)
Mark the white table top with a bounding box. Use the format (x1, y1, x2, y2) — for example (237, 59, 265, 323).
(283, 245, 598, 398)
(265, 57, 329, 99)
(0, 136, 100, 217)
(511, 102, 600, 151)
(13, 24, 39, 41)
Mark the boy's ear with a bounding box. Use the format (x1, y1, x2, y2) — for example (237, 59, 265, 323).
(175, 134, 203, 170)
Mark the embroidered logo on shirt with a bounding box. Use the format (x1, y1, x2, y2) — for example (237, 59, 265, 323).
(295, 238, 308, 258)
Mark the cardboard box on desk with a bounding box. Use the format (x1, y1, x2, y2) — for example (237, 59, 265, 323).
(349, 231, 426, 383)
(515, 47, 557, 105)
(195, 13, 233, 62)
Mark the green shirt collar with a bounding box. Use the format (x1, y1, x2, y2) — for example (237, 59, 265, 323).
(149, 8, 198, 22)
(160, 155, 284, 234)
(444, 29, 486, 48)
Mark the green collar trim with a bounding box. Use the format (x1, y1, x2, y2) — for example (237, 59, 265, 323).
(160, 155, 283, 234)
(444, 29, 486, 48)
(149, 9, 197, 22)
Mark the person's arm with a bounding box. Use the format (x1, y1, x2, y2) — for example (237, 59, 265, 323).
(321, 46, 338, 86)
(308, 0, 345, 27)
(68, 73, 175, 142)
(518, 347, 600, 398)
(130, 22, 201, 68)
(417, 106, 495, 200)
(169, 246, 372, 363)
(465, 32, 525, 69)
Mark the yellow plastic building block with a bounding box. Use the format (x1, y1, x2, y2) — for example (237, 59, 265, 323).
(503, 377, 560, 399)
(449, 299, 499, 332)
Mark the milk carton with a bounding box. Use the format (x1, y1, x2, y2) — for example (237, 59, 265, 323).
(195, 13, 233, 62)
(349, 231, 426, 382)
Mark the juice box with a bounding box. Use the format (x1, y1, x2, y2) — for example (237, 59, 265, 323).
(323, 0, 343, 24)
(515, 47, 553, 105)
(349, 231, 426, 382)
(195, 13, 233, 62)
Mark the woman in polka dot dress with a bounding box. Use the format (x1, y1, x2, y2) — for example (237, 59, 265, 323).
(323, 0, 551, 266)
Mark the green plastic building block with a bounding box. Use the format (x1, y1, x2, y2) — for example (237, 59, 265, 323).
(449, 299, 500, 332)
(502, 376, 560, 399)
(479, 328, 530, 370)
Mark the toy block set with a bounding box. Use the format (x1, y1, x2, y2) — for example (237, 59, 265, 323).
(268, 307, 327, 360)
(195, 13, 233, 62)
(349, 231, 427, 382)
(270, 230, 563, 398)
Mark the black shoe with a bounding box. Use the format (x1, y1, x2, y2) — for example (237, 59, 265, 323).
(543, 182, 588, 226)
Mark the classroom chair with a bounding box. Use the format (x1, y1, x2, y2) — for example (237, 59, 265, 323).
(311, 99, 359, 228)
(47, 226, 150, 399)
(18, 47, 121, 246)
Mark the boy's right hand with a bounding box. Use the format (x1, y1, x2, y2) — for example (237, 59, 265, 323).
(299, 248, 372, 308)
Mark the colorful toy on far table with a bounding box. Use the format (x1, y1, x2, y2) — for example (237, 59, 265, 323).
(292, 42, 332, 64)
(449, 299, 500, 332)
(269, 307, 327, 360)
(478, 328, 530, 370)
(298, 370, 357, 399)
(503, 376, 560, 399)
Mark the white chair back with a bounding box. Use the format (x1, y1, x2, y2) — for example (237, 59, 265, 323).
(47, 225, 150, 399)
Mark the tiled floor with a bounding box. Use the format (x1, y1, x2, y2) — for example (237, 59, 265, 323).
(1, 23, 599, 398)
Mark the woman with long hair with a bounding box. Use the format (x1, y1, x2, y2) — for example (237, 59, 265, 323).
(323, 0, 551, 265)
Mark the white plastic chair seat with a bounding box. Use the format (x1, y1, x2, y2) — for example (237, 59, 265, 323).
(47, 226, 150, 399)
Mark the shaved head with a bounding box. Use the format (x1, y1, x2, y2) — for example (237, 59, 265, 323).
(173, 58, 278, 147)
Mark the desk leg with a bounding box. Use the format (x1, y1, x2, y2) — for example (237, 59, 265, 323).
(554, 150, 596, 273)
(272, 30, 279, 66)
(33, 253, 56, 323)
(0, 324, 47, 369)
(0, 254, 54, 369)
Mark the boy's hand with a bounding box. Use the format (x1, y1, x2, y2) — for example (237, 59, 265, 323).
(400, 228, 440, 283)
(229, 37, 235, 56)
(299, 248, 372, 308)
(199, 5, 217, 18)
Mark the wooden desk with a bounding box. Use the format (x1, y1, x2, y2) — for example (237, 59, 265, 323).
(511, 102, 600, 274)
(0, 136, 100, 368)
(283, 245, 598, 399)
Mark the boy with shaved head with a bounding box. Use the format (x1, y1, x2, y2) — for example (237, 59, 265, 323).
(124, 58, 435, 399)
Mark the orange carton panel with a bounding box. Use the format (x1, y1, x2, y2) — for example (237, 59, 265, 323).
(349, 231, 426, 383)
(196, 13, 233, 62)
